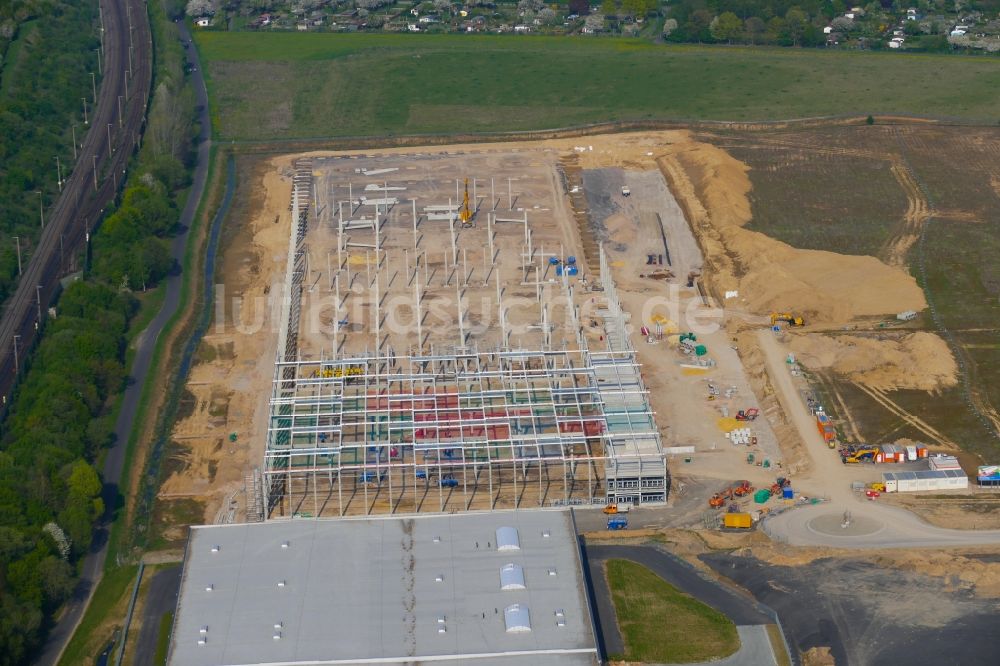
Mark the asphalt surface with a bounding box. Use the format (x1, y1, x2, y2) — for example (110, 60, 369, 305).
(583, 544, 775, 662)
(0, 0, 152, 408)
(34, 18, 211, 666)
(702, 552, 1000, 666)
(132, 565, 182, 666)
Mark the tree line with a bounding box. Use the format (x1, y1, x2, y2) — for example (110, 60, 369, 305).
(0, 0, 101, 303)
(0, 0, 195, 661)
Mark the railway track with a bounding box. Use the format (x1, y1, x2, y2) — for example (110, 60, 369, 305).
(0, 0, 153, 409)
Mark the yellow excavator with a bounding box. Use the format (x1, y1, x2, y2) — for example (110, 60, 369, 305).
(459, 178, 474, 228)
(842, 447, 879, 464)
(770, 312, 804, 327)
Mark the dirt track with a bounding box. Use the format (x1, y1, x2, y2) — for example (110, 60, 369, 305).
(756, 330, 1000, 549)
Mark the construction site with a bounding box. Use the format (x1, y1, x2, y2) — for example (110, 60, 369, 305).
(155, 126, 1000, 666)
(258, 150, 667, 519)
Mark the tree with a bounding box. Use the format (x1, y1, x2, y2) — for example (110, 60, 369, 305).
(600, 0, 617, 18)
(686, 9, 713, 42)
(185, 0, 214, 16)
(711, 11, 743, 43)
(517, 0, 544, 13)
(538, 7, 558, 24)
(584, 12, 605, 30)
(745, 16, 766, 43)
(662, 17, 678, 36)
(785, 7, 808, 45)
(569, 0, 589, 15)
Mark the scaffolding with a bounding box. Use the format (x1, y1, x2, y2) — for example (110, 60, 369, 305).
(261, 157, 668, 518)
(263, 344, 666, 518)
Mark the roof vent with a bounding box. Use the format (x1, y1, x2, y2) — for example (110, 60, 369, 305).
(197, 638, 207, 646)
(503, 604, 531, 633)
(274, 622, 283, 629)
(434, 574, 444, 583)
(433, 536, 441, 543)
(548, 568, 558, 576)
(281, 541, 290, 549)
(438, 626, 447, 634)
(200, 626, 208, 635)
(496, 526, 520, 551)
(437, 616, 447, 624)
(499, 563, 526, 590)
(277, 580, 286, 588)
(273, 632, 282, 641)
(211, 545, 220, 553)
(205, 584, 214, 592)
(542, 530, 551, 538)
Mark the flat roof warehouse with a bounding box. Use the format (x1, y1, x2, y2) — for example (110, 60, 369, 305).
(168, 509, 600, 665)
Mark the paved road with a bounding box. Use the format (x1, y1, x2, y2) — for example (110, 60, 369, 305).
(132, 565, 182, 666)
(763, 501, 1000, 548)
(693, 625, 777, 666)
(34, 20, 211, 666)
(756, 330, 1000, 549)
(583, 544, 776, 662)
(0, 0, 152, 408)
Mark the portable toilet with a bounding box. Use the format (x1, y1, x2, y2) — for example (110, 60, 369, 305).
(548, 257, 560, 265)
(754, 488, 771, 504)
(567, 256, 577, 265)
(695, 344, 707, 356)
(567, 266, 578, 276)
(555, 265, 563, 276)
(782, 487, 794, 499)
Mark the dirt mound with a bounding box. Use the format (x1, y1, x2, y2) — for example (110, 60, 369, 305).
(788, 331, 958, 392)
(657, 133, 926, 324)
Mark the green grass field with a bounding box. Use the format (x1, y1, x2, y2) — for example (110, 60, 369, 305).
(194, 32, 1000, 140)
(712, 124, 1000, 455)
(605, 558, 739, 663)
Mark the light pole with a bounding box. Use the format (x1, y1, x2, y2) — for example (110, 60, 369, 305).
(36, 285, 42, 322)
(35, 191, 44, 228)
(97, 48, 102, 75)
(92, 155, 98, 191)
(71, 124, 78, 160)
(13, 335, 20, 374)
(118, 96, 123, 128)
(82, 97, 88, 125)
(55, 156, 63, 192)
(13, 237, 21, 276)
(107, 123, 113, 155)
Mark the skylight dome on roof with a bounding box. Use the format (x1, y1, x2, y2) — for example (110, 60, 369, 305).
(499, 563, 526, 590)
(496, 526, 520, 551)
(504, 604, 531, 633)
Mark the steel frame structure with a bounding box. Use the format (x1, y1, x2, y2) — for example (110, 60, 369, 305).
(263, 343, 666, 518)
(261, 160, 667, 518)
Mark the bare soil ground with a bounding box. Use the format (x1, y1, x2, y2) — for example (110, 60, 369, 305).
(880, 492, 1000, 531)
(159, 156, 291, 523)
(159, 126, 993, 539)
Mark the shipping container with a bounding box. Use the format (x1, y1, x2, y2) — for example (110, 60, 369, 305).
(723, 513, 753, 529)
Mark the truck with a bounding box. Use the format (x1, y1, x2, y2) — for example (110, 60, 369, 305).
(602, 503, 631, 514)
(621, 185, 630, 197)
(815, 408, 837, 448)
(607, 517, 628, 530)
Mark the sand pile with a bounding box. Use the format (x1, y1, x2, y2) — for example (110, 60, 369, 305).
(788, 332, 958, 392)
(657, 133, 927, 324)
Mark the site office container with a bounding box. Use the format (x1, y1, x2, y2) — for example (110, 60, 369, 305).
(723, 513, 753, 529)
